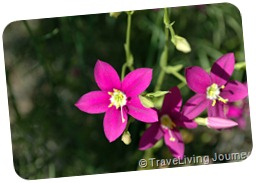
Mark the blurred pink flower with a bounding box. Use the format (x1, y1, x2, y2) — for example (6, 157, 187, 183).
(75, 60, 158, 142)
(226, 95, 249, 129)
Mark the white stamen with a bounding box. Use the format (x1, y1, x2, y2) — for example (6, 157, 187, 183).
(121, 106, 125, 123)
(168, 130, 175, 142)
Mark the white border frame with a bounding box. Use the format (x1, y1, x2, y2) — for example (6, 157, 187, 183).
(0, 0, 255, 182)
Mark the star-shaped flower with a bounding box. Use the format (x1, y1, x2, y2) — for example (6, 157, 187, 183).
(75, 60, 158, 142)
(183, 53, 248, 119)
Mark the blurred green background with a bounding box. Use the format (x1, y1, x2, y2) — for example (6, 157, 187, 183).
(3, 3, 252, 179)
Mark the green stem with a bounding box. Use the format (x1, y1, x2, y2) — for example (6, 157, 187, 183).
(177, 82, 186, 89)
(172, 70, 187, 84)
(126, 12, 132, 57)
(154, 69, 165, 91)
(121, 63, 128, 80)
(123, 11, 134, 72)
(154, 8, 170, 91)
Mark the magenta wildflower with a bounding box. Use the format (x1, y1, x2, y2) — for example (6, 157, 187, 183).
(183, 53, 248, 119)
(139, 87, 197, 159)
(75, 60, 158, 142)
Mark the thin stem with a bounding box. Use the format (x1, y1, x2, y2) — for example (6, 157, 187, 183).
(126, 12, 132, 57)
(122, 11, 134, 80)
(154, 68, 165, 91)
(154, 8, 170, 91)
(121, 63, 128, 80)
(124, 11, 134, 71)
(178, 82, 186, 89)
(172, 70, 187, 84)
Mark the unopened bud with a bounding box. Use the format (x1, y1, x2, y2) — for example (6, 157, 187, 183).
(121, 131, 132, 145)
(206, 117, 238, 129)
(171, 35, 191, 53)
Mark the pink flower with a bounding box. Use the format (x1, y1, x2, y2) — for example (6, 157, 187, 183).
(75, 60, 158, 142)
(139, 87, 197, 159)
(183, 53, 248, 119)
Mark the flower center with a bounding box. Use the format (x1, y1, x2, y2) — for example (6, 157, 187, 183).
(160, 115, 176, 141)
(108, 89, 127, 123)
(206, 83, 228, 106)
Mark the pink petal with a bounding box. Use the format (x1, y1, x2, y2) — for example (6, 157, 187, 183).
(161, 87, 182, 114)
(127, 97, 158, 123)
(122, 68, 152, 97)
(94, 60, 121, 91)
(185, 66, 211, 94)
(103, 107, 127, 142)
(179, 121, 198, 129)
(163, 129, 184, 159)
(139, 123, 163, 150)
(207, 117, 238, 129)
(182, 94, 208, 119)
(170, 112, 198, 129)
(75, 91, 110, 114)
(207, 102, 225, 118)
(210, 53, 235, 86)
(220, 81, 248, 102)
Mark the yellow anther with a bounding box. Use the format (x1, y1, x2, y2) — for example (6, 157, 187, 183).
(217, 96, 228, 104)
(207, 83, 228, 105)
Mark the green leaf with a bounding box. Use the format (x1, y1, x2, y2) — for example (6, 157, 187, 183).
(164, 64, 183, 74)
(139, 95, 154, 108)
(145, 91, 169, 98)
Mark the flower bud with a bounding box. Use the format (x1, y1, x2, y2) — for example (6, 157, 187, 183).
(206, 117, 238, 129)
(121, 131, 132, 145)
(195, 117, 238, 129)
(171, 35, 191, 53)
